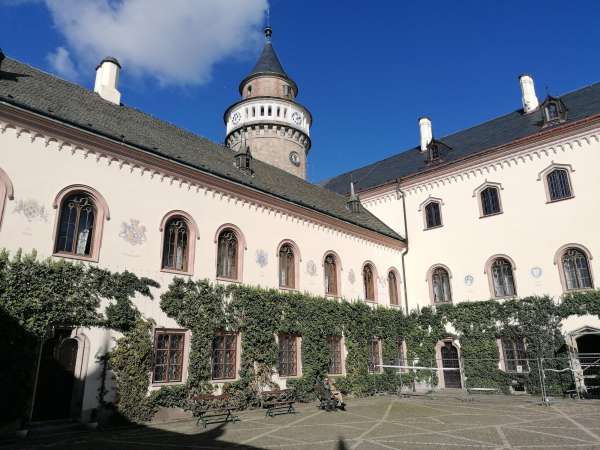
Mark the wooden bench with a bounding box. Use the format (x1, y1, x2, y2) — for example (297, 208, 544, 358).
(192, 394, 240, 428)
(261, 389, 296, 417)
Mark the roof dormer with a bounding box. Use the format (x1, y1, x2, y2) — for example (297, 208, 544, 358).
(540, 95, 567, 127)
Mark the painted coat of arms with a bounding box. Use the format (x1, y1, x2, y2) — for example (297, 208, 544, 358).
(119, 219, 147, 245)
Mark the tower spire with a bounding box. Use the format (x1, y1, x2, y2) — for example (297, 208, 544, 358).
(264, 6, 272, 41)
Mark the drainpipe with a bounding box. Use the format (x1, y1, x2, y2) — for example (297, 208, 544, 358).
(397, 178, 410, 315)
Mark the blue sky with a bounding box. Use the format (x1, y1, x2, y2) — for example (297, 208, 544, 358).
(2, 1, 600, 182)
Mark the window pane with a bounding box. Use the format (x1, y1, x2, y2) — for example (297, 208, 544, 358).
(363, 264, 375, 300)
(278, 334, 297, 376)
(211, 333, 237, 380)
(562, 248, 592, 290)
(491, 259, 515, 297)
(217, 230, 238, 279)
(388, 272, 399, 305)
(425, 202, 441, 228)
(152, 332, 185, 383)
(368, 339, 380, 373)
(432, 268, 451, 303)
(56, 194, 96, 256)
(279, 244, 295, 288)
(328, 336, 342, 374)
(548, 169, 572, 201)
(324, 255, 337, 295)
(481, 188, 500, 215)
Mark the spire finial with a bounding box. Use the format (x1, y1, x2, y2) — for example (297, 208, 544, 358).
(264, 6, 272, 41)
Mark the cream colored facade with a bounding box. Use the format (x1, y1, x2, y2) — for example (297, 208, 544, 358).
(0, 103, 403, 419)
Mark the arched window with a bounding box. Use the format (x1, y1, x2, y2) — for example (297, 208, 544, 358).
(55, 192, 97, 257)
(562, 248, 593, 290)
(363, 263, 376, 301)
(388, 270, 400, 306)
(324, 253, 338, 296)
(279, 243, 295, 289)
(431, 267, 452, 303)
(547, 169, 572, 201)
(490, 257, 516, 297)
(162, 217, 189, 272)
(480, 187, 501, 216)
(217, 228, 239, 280)
(424, 201, 442, 229)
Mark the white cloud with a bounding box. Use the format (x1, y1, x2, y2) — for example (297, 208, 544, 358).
(42, 0, 268, 86)
(46, 46, 79, 80)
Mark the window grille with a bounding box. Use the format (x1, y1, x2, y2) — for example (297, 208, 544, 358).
(211, 332, 237, 380)
(279, 244, 295, 288)
(153, 331, 185, 383)
(501, 338, 529, 372)
(217, 229, 238, 279)
(432, 267, 452, 303)
(491, 258, 516, 297)
(388, 271, 399, 305)
(324, 254, 338, 295)
(162, 218, 189, 271)
(368, 338, 381, 373)
(424, 202, 442, 228)
(481, 187, 501, 216)
(562, 248, 593, 290)
(278, 334, 298, 376)
(55, 193, 96, 257)
(547, 169, 572, 201)
(327, 336, 343, 374)
(363, 264, 375, 301)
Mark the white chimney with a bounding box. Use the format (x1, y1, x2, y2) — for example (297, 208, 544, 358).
(94, 57, 121, 105)
(419, 117, 432, 152)
(519, 74, 539, 113)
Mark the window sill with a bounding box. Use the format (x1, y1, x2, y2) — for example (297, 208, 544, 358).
(325, 294, 340, 300)
(546, 195, 574, 204)
(423, 224, 443, 231)
(389, 303, 402, 308)
(278, 374, 301, 379)
(161, 268, 193, 276)
(53, 252, 98, 263)
(216, 277, 242, 284)
(492, 295, 518, 300)
(563, 287, 594, 294)
(279, 286, 299, 293)
(365, 300, 377, 304)
(151, 380, 184, 388)
(479, 211, 503, 219)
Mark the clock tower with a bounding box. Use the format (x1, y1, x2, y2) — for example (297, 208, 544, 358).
(224, 27, 312, 179)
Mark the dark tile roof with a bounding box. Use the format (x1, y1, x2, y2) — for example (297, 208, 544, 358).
(0, 56, 402, 241)
(248, 41, 288, 79)
(321, 82, 600, 195)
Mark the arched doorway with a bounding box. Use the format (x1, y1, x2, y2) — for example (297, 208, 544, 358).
(576, 333, 600, 394)
(32, 330, 82, 421)
(441, 341, 462, 389)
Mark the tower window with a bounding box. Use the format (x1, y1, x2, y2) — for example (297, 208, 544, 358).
(284, 108, 287, 118)
(247, 85, 252, 97)
(268, 106, 272, 116)
(260, 106, 264, 116)
(252, 107, 256, 117)
(245, 108, 248, 118)
(276, 107, 280, 117)
(282, 85, 292, 97)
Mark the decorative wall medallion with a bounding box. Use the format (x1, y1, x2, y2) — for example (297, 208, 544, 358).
(464, 275, 474, 286)
(13, 199, 47, 222)
(306, 260, 317, 276)
(348, 269, 356, 285)
(119, 219, 147, 246)
(530, 267, 543, 279)
(378, 276, 387, 287)
(256, 249, 268, 268)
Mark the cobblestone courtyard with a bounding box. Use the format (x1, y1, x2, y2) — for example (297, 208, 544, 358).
(4, 394, 600, 449)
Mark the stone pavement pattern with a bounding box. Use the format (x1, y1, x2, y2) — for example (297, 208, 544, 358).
(4, 395, 600, 449)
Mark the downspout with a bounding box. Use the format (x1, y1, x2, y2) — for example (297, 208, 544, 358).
(397, 178, 410, 315)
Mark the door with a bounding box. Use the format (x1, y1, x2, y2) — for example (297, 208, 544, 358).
(32, 331, 79, 421)
(576, 334, 600, 397)
(441, 342, 462, 389)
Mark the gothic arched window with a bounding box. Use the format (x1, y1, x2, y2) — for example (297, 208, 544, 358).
(480, 187, 501, 216)
(547, 168, 572, 201)
(162, 217, 189, 272)
(55, 192, 96, 257)
(431, 266, 452, 304)
(424, 201, 442, 229)
(388, 270, 399, 306)
(217, 229, 239, 280)
(562, 248, 593, 290)
(363, 263, 376, 301)
(279, 243, 295, 289)
(324, 253, 338, 296)
(490, 257, 516, 297)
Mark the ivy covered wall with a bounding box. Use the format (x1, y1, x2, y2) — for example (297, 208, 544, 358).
(2, 249, 599, 425)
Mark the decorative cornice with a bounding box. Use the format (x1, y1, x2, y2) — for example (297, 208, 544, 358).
(0, 103, 405, 251)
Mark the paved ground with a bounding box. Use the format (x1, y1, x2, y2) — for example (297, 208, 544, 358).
(4, 394, 600, 449)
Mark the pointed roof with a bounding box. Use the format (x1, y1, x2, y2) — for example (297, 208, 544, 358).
(238, 27, 297, 94)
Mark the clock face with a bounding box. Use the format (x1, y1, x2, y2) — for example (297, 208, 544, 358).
(291, 111, 302, 125)
(231, 111, 241, 125)
(289, 151, 301, 166)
